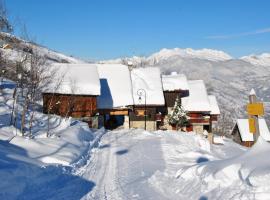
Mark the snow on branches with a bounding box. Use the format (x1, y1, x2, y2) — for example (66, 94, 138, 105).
(167, 96, 188, 129)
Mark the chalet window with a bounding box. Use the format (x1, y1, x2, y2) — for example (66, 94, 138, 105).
(135, 110, 146, 116)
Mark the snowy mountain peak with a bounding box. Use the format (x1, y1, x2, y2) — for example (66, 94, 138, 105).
(148, 48, 233, 63)
(241, 53, 270, 66)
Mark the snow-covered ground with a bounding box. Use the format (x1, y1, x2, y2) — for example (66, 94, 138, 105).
(76, 129, 250, 200)
(1, 72, 270, 199)
(2, 121, 270, 199)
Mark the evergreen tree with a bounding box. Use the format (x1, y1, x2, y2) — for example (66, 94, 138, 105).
(167, 96, 188, 129)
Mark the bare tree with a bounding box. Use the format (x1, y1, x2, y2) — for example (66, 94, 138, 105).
(213, 112, 234, 136)
(46, 71, 65, 137)
(0, 0, 12, 33)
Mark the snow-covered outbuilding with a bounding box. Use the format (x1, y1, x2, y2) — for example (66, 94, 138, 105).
(181, 80, 220, 133)
(231, 118, 270, 147)
(129, 67, 165, 131)
(97, 64, 134, 129)
(42, 63, 101, 127)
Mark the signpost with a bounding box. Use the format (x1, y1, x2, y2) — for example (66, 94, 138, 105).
(247, 103, 264, 116)
(247, 89, 264, 142)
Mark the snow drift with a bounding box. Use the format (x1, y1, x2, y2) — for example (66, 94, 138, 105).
(175, 137, 270, 199)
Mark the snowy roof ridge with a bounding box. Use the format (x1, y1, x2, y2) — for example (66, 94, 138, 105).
(97, 64, 134, 109)
(181, 80, 212, 112)
(236, 119, 270, 142)
(131, 67, 165, 106)
(44, 63, 100, 96)
(162, 73, 189, 91)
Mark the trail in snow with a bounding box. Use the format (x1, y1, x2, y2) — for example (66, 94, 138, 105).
(79, 129, 168, 200)
(75, 129, 247, 200)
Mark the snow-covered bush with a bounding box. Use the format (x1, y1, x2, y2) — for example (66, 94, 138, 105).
(167, 96, 188, 129)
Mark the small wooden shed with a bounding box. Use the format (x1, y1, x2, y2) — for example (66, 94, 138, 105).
(231, 118, 270, 147)
(42, 64, 101, 127)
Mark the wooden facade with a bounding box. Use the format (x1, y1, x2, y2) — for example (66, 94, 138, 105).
(164, 90, 189, 108)
(43, 93, 98, 118)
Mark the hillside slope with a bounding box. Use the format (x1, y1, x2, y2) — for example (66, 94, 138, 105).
(0, 32, 84, 64)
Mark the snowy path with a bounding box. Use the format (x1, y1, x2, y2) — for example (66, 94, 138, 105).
(80, 129, 168, 200)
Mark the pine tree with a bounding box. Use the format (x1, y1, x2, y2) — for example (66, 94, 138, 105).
(167, 96, 188, 130)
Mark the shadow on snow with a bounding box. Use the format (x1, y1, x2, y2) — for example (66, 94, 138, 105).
(0, 140, 95, 200)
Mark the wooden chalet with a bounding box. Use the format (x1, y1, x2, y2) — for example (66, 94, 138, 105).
(97, 64, 134, 129)
(129, 67, 166, 131)
(42, 64, 101, 127)
(182, 80, 220, 133)
(231, 119, 270, 147)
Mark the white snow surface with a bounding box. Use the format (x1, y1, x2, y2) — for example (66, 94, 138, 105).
(162, 73, 189, 91)
(97, 64, 134, 109)
(182, 80, 212, 112)
(2, 120, 270, 199)
(131, 67, 165, 105)
(236, 118, 270, 141)
(44, 63, 101, 95)
(175, 136, 270, 199)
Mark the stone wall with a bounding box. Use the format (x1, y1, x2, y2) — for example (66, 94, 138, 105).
(130, 121, 156, 131)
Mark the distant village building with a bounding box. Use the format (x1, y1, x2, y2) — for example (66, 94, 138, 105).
(97, 64, 134, 129)
(181, 80, 220, 133)
(231, 119, 270, 147)
(129, 67, 165, 131)
(42, 64, 100, 127)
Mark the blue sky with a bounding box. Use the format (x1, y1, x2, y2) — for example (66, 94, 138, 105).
(7, 0, 270, 60)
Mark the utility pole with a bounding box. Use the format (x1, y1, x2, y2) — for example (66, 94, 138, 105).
(137, 89, 147, 130)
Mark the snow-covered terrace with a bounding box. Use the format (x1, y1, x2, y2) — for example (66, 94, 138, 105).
(131, 67, 165, 106)
(97, 64, 134, 109)
(44, 63, 101, 96)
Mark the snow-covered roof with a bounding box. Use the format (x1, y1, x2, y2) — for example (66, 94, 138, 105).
(162, 73, 189, 91)
(97, 64, 134, 109)
(131, 67, 165, 106)
(44, 63, 100, 96)
(181, 80, 211, 112)
(208, 95, 220, 115)
(236, 119, 270, 142)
